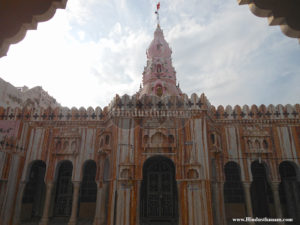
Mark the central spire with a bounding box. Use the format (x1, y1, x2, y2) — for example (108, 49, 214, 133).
(138, 23, 182, 98)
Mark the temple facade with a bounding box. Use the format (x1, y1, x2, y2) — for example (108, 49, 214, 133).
(0, 25, 300, 225)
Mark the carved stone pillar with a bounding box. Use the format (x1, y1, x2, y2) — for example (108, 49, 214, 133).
(271, 182, 284, 225)
(68, 181, 81, 225)
(242, 182, 255, 225)
(39, 181, 54, 225)
(93, 185, 103, 225)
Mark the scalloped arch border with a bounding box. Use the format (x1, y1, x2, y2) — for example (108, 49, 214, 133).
(0, 0, 67, 57)
(238, 0, 300, 42)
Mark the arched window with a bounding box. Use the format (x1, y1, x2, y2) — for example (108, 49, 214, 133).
(168, 135, 174, 144)
(262, 140, 268, 150)
(21, 161, 46, 221)
(224, 162, 244, 203)
(250, 161, 273, 218)
(63, 141, 69, 150)
(254, 139, 260, 149)
(247, 140, 252, 149)
(71, 141, 77, 151)
(53, 161, 73, 217)
(210, 134, 215, 145)
(79, 161, 97, 219)
(223, 162, 245, 221)
(279, 161, 299, 223)
(105, 135, 110, 145)
(156, 64, 162, 73)
(80, 161, 97, 202)
(56, 141, 61, 151)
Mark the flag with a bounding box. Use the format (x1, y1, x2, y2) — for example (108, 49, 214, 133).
(157, 2, 160, 11)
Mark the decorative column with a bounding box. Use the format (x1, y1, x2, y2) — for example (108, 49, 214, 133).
(212, 181, 221, 225)
(219, 181, 227, 225)
(242, 182, 255, 225)
(0, 179, 8, 218)
(39, 181, 54, 225)
(292, 181, 300, 223)
(93, 184, 103, 225)
(283, 181, 294, 219)
(68, 181, 81, 225)
(136, 180, 141, 225)
(12, 181, 26, 225)
(271, 182, 284, 225)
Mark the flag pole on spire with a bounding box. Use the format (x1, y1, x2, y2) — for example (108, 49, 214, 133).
(155, 2, 160, 26)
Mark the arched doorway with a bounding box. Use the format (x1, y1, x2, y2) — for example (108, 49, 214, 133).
(140, 156, 178, 225)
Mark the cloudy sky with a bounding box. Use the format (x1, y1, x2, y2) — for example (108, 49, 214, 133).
(0, 0, 299, 108)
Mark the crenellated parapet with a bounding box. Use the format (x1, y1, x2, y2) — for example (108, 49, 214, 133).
(0, 92, 211, 122)
(1, 96, 300, 123)
(109, 93, 211, 118)
(0, 106, 106, 121)
(210, 103, 300, 122)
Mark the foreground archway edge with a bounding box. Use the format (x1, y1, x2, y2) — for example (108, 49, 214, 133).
(0, 0, 67, 58)
(238, 0, 300, 42)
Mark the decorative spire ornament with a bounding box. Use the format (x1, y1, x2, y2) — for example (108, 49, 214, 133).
(155, 2, 160, 26)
